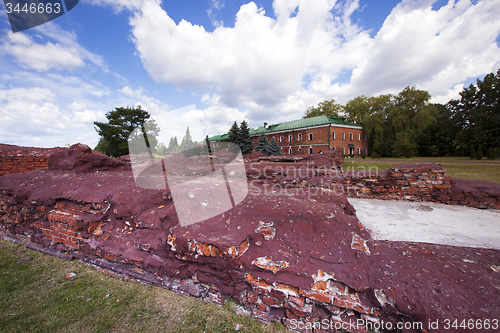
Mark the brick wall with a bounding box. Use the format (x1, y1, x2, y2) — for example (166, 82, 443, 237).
(34, 202, 108, 247)
(344, 164, 451, 202)
(0, 144, 65, 176)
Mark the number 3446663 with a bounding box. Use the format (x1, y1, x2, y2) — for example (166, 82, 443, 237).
(5, 2, 61, 14)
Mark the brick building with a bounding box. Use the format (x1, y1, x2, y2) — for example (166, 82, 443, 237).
(209, 115, 368, 156)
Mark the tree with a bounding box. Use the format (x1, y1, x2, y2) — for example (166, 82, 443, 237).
(179, 127, 194, 153)
(155, 142, 166, 156)
(94, 106, 159, 157)
(469, 146, 476, 159)
(167, 137, 179, 153)
(228, 121, 241, 153)
(452, 69, 500, 155)
(303, 99, 342, 118)
(266, 137, 282, 156)
(476, 146, 483, 160)
(238, 120, 254, 155)
(255, 134, 270, 154)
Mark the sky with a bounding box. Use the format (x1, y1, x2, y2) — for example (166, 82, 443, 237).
(1, 0, 500, 148)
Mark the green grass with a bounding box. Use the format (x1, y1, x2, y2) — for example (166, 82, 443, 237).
(0, 239, 289, 333)
(343, 157, 500, 184)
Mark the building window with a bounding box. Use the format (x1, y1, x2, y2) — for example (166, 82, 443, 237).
(364, 147, 367, 154)
(298, 134, 302, 141)
(309, 147, 313, 154)
(364, 134, 367, 141)
(298, 147, 302, 151)
(357, 133, 360, 141)
(342, 133, 345, 140)
(309, 133, 313, 141)
(342, 147, 345, 154)
(332, 132, 336, 140)
(289, 148, 292, 154)
(349, 133, 353, 141)
(280, 136, 283, 143)
(288, 134, 292, 142)
(357, 147, 360, 155)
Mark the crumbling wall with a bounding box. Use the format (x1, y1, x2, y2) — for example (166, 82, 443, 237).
(344, 163, 500, 209)
(1, 144, 500, 333)
(0, 144, 66, 176)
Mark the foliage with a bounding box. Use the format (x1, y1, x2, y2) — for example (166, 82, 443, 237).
(487, 147, 500, 160)
(167, 137, 179, 153)
(155, 142, 166, 156)
(303, 99, 342, 118)
(452, 69, 500, 155)
(179, 127, 194, 155)
(255, 134, 270, 154)
(469, 146, 476, 160)
(475, 146, 483, 160)
(416, 103, 458, 157)
(238, 120, 254, 155)
(343, 87, 435, 157)
(94, 106, 159, 157)
(266, 137, 282, 156)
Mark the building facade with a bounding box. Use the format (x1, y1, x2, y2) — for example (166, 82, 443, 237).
(210, 115, 368, 156)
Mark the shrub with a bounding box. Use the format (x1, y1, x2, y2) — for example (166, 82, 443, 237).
(361, 152, 366, 159)
(487, 147, 500, 160)
(371, 152, 380, 159)
(475, 146, 483, 160)
(469, 146, 476, 159)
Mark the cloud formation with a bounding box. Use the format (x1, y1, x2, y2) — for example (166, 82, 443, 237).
(128, 0, 500, 125)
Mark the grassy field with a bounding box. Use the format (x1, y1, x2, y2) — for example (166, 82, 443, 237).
(0, 239, 289, 333)
(343, 157, 500, 184)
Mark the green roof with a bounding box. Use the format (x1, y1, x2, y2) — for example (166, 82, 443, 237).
(208, 115, 361, 141)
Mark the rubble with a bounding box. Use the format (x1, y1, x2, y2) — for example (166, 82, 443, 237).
(1, 143, 499, 332)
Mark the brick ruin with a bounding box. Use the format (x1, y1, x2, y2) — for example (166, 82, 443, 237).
(0, 144, 66, 176)
(1, 143, 500, 333)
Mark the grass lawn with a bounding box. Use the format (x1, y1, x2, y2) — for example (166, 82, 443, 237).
(0, 239, 289, 333)
(343, 157, 500, 184)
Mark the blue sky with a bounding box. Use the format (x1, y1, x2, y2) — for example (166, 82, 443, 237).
(1, 0, 499, 148)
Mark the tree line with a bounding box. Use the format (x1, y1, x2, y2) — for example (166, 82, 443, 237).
(305, 69, 500, 159)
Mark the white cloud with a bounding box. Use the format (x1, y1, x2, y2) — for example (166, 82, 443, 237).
(121, 0, 500, 129)
(0, 23, 106, 72)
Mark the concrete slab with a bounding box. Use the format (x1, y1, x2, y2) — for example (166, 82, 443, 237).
(348, 198, 500, 250)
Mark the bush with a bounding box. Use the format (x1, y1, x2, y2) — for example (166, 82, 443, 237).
(475, 146, 483, 160)
(487, 147, 500, 160)
(361, 152, 366, 159)
(469, 146, 476, 159)
(371, 152, 380, 159)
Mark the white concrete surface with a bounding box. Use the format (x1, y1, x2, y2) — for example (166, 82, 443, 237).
(348, 198, 500, 250)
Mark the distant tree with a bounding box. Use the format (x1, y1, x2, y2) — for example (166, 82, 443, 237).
(469, 146, 476, 159)
(255, 134, 270, 154)
(452, 69, 500, 155)
(179, 127, 194, 154)
(167, 137, 179, 153)
(228, 121, 240, 145)
(487, 147, 500, 160)
(267, 137, 282, 156)
(303, 99, 343, 119)
(476, 146, 483, 160)
(238, 120, 254, 155)
(94, 106, 159, 157)
(155, 142, 166, 156)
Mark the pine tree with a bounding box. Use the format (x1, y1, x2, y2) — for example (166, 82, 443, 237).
(255, 134, 270, 154)
(476, 146, 483, 160)
(228, 121, 240, 145)
(238, 120, 254, 155)
(179, 127, 194, 154)
(469, 145, 476, 159)
(167, 137, 179, 153)
(267, 137, 282, 156)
